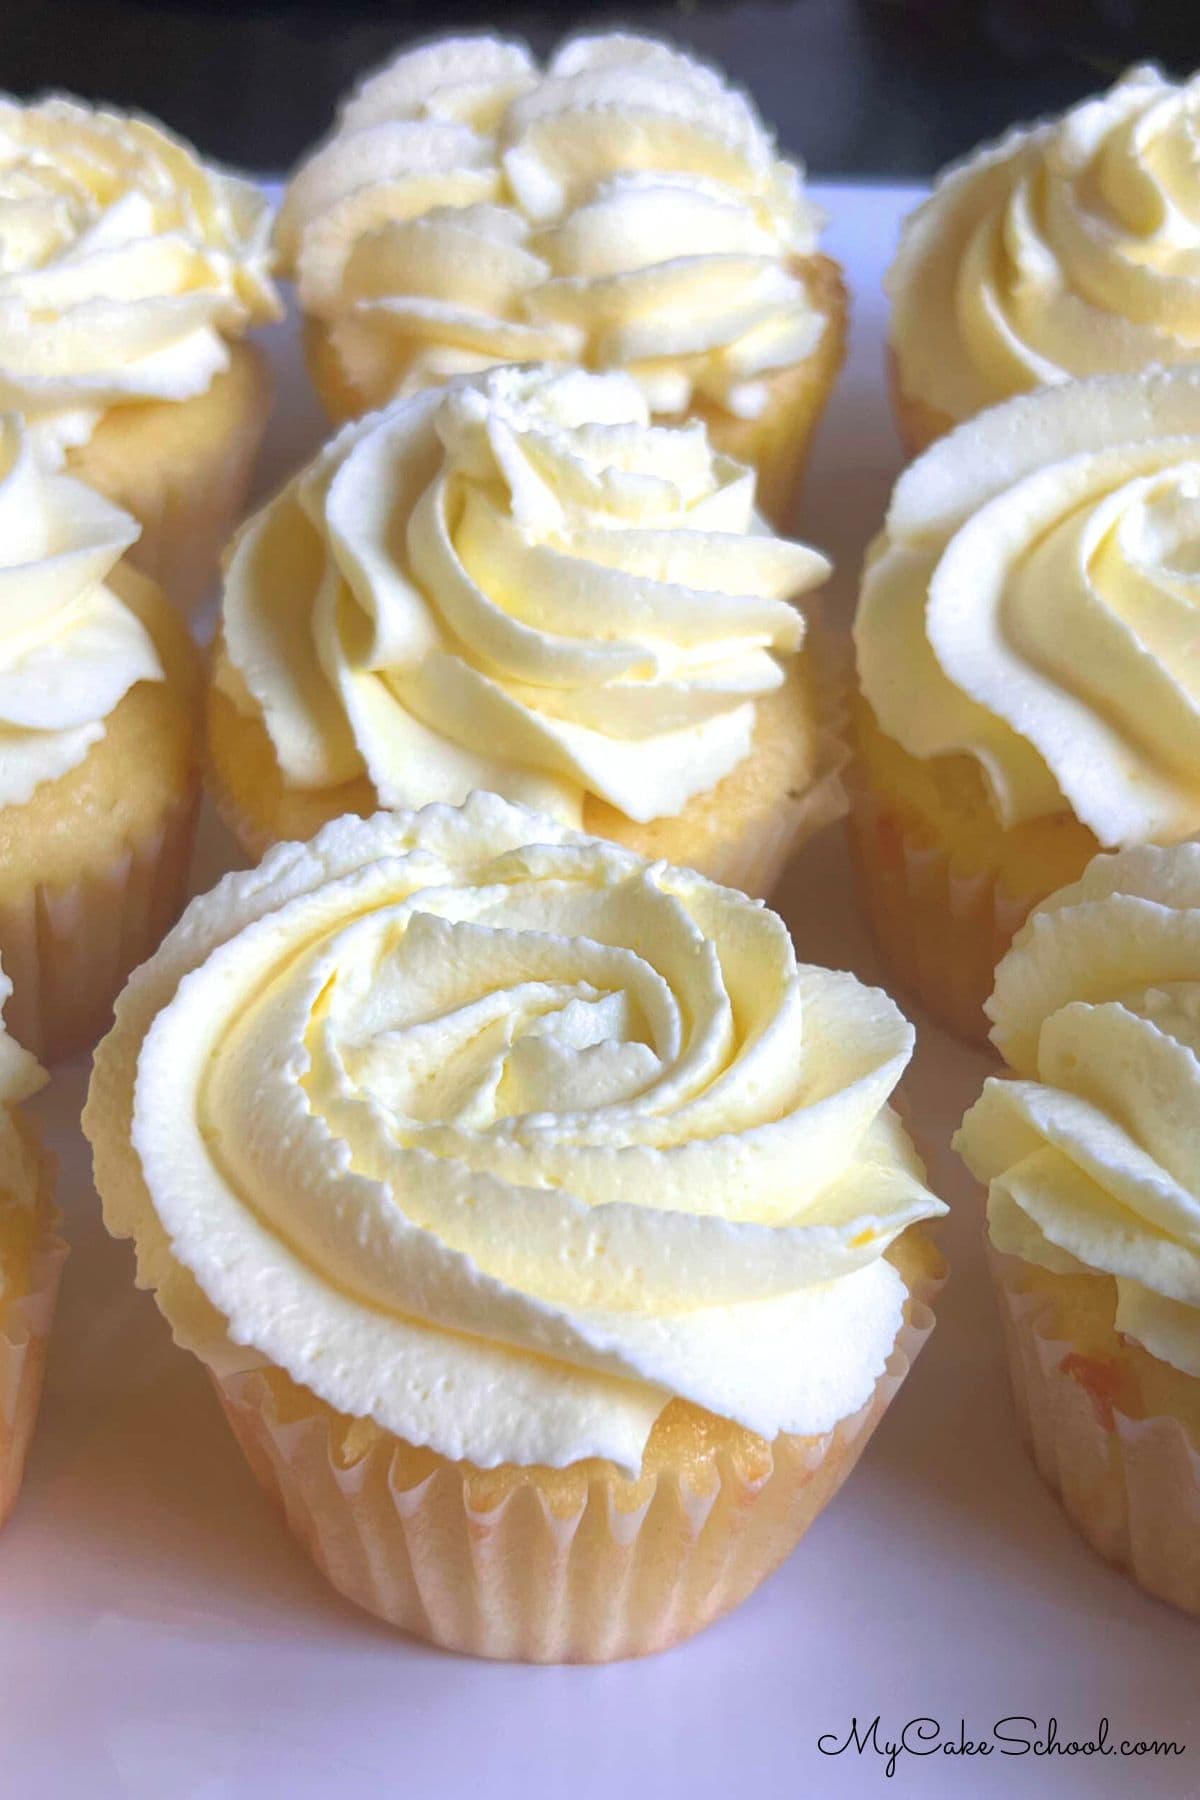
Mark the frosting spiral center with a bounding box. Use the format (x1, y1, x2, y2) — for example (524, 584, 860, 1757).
(221, 364, 825, 826)
(104, 796, 944, 1471)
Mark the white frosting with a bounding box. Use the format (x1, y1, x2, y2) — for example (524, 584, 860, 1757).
(959, 844, 1200, 1378)
(278, 33, 825, 420)
(0, 413, 163, 807)
(0, 94, 281, 456)
(889, 66, 1200, 423)
(97, 795, 945, 1472)
(855, 370, 1200, 847)
(219, 365, 825, 825)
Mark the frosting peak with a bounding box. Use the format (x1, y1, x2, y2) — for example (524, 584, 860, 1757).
(958, 843, 1200, 1378)
(0, 94, 281, 456)
(854, 369, 1200, 848)
(0, 414, 162, 807)
(889, 65, 1200, 422)
(219, 364, 827, 825)
(95, 794, 945, 1471)
(278, 32, 826, 419)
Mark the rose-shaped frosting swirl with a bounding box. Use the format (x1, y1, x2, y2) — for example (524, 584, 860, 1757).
(0, 960, 46, 1289)
(277, 33, 825, 420)
(957, 843, 1200, 1378)
(889, 66, 1200, 423)
(0, 94, 281, 457)
(0, 414, 163, 807)
(218, 364, 826, 825)
(855, 370, 1200, 847)
(94, 794, 944, 1471)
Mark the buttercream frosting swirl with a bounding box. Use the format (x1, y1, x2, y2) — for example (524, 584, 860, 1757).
(958, 843, 1200, 1379)
(277, 33, 825, 420)
(0, 413, 163, 808)
(218, 363, 826, 825)
(0, 94, 281, 457)
(855, 370, 1200, 848)
(94, 794, 944, 1471)
(889, 65, 1200, 423)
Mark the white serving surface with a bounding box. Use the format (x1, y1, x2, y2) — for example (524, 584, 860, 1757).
(3, 186, 1197, 1800)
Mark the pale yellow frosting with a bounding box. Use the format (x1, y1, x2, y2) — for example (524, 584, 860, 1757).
(0, 414, 163, 808)
(958, 843, 1200, 1379)
(0, 94, 281, 457)
(218, 363, 826, 825)
(890, 66, 1200, 423)
(0, 959, 47, 1288)
(854, 370, 1200, 847)
(277, 33, 825, 420)
(97, 794, 944, 1472)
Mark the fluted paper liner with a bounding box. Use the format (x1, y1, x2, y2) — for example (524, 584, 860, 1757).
(0, 792, 199, 1063)
(886, 344, 955, 462)
(68, 342, 273, 613)
(210, 1261, 939, 1664)
(0, 1145, 65, 1531)
(699, 616, 849, 901)
(990, 1246, 1200, 1616)
(207, 616, 849, 908)
(847, 779, 1035, 1046)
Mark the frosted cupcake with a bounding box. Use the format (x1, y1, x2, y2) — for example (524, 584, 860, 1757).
(207, 364, 846, 898)
(888, 65, 1200, 456)
(85, 793, 946, 1661)
(958, 844, 1200, 1614)
(0, 94, 281, 607)
(277, 33, 846, 527)
(0, 415, 201, 1060)
(852, 368, 1200, 1042)
(0, 962, 63, 1531)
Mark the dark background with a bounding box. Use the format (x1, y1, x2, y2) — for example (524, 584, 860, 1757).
(7, 0, 1199, 177)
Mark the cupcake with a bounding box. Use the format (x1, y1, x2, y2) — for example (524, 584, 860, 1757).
(207, 364, 846, 898)
(0, 415, 202, 1061)
(888, 65, 1200, 457)
(957, 844, 1200, 1614)
(0, 962, 64, 1531)
(276, 33, 846, 528)
(0, 94, 282, 608)
(84, 793, 946, 1662)
(851, 368, 1200, 1043)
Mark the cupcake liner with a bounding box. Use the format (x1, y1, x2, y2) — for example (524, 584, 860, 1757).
(885, 344, 956, 461)
(847, 779, 1031, 1045)
(122, 382, 270, 615)
(989, 1246, 1200, 1616)
(712, 617, 849, 900)
(207, 614, 849, 905)
(0, 1164, 66, 1532)
(0, 791, 199, 1064)
(68, 343, 272, 614)
(701, 254, 849, 533)
(210, 1262, 940, 1664)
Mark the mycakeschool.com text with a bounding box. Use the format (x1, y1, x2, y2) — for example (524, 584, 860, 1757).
(816, 1716, 1186, 1780)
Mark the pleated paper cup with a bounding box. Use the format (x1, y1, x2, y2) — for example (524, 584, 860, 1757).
(847, 780, 1039, 1046)
(0, 1131, 65, 1531)
(67, 341, 272, 614)
(210, 1235, 943, 1664)
(0, 792, 199, 1065)
(886, 344, 956, 461)
(206, 624, 849, 909)
(990, 1245, 1200, 1616)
